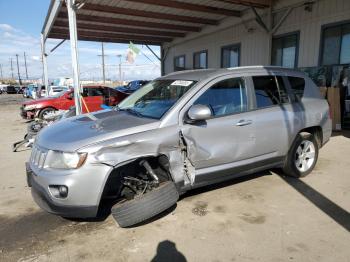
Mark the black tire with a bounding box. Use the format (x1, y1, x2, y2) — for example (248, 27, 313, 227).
(38, 107, 56, 119)
(283, 132, 319, 178)
(111, 181, 179, 228)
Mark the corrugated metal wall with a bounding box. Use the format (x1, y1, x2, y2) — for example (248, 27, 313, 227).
(163, 0, 350, 74)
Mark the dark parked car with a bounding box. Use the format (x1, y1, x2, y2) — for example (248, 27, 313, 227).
(5, 85, 17, 94)
(15, 86, 25, 94)
(115, 80, 149, 94)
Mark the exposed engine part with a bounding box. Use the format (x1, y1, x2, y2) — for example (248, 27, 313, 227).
(139, 159, 159, 185)
(122, 176, 155, 199)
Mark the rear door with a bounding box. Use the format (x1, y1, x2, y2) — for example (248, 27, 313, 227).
(249, 74, 295, 158)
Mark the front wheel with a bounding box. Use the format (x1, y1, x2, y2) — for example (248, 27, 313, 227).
(283, 132, 319, 178)
(38, 107, 56, 119)
(111, 181, 179, 228)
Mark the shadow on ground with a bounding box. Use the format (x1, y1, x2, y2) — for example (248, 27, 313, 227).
(151, 240, 187, 262)
(275, 170, 350, 232)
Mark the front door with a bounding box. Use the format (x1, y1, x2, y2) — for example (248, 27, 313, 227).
(181, 76, 257, 184)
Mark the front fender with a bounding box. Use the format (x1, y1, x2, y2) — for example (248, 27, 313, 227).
(79, 126, 187, 186)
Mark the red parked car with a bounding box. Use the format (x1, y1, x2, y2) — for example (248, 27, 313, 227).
(20, 86, 129, 119)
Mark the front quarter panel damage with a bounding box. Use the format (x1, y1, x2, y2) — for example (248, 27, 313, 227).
(79, 125, 192, 190)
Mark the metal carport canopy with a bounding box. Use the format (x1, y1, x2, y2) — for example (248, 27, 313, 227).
(41, 0, 271, 115)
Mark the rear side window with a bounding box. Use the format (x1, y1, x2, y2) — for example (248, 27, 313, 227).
(194, 77, 247, 117)
(288, 76, 305, 100)
(253, 75, 290, 108)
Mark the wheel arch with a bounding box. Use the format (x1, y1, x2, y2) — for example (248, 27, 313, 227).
(36, 106, 58, 118)
(298, 126, 323, 148)
(99, 154, 175, 201)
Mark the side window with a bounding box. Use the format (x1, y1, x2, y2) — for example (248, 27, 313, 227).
(253, 75, 290, 108)
(276, 76, 290, 103)
(194, 78, 247, 117)
(288, 76, 305, 100)
(89, 87, 104, 97)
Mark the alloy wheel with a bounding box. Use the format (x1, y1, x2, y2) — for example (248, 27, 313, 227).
(294, 140, 316, 172)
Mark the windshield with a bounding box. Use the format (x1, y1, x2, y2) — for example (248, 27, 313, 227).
(118, 79, 197, 119)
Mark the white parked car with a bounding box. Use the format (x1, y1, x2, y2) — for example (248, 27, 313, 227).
(48, 86, 69, 97)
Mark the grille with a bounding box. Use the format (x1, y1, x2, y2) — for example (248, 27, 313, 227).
(30, 144, 48, 169)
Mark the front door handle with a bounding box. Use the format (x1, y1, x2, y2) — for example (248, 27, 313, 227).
(236, 119, 253, 126)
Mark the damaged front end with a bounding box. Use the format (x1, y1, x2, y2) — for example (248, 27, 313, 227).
(82, 126, 196, 201)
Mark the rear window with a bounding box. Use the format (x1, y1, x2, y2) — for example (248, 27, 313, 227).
(288, 76, 305, 100)
(252, 76, 289, 108)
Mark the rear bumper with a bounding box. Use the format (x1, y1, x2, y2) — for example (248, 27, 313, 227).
(26, 162, 99, 218)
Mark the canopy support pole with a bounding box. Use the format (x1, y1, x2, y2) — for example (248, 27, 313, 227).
(66, 0, 82, 115)
(41, 33, 49, 97)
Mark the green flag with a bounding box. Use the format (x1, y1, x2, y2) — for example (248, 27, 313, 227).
(126, 42, 140, 64)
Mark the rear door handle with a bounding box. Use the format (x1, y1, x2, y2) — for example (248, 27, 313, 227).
(236, 119, 253, 126)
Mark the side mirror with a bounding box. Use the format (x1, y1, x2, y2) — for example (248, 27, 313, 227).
(186, 104, 212, 123)
(67, 92, 73, 100)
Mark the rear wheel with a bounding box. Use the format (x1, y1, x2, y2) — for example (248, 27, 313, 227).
(283, 132, 319, 178)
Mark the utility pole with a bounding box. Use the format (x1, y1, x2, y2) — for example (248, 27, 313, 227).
(97, 42, 107, 84)
(117, 54, 122, 84)
(0, 64, 3, 81)
(15, 54, 22, 85)
(10, 58, 14, 79)
(24, 52, 29, 80)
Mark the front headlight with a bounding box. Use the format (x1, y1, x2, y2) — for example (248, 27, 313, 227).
(44, 151, 87, 169)
(24, 104, 37, 111)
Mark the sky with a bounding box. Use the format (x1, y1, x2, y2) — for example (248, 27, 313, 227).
(0, 0, 161, 82)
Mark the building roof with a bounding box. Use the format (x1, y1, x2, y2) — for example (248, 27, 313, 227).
(42, 0, 271, 45)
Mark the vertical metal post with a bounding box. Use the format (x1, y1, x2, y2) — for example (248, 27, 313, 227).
(41, 34, 49, 96)
(24, 52, 29, 80)
(160, 46, 165, 76)
(0, 64, 3, 80)
(101, 42, 106, 84)
(117, 54, 122, 84)
(66, 0, 82, 115)
(10, 58, 14, 79)
(15, 54, 22, 85)
(266, 4, 273, 65)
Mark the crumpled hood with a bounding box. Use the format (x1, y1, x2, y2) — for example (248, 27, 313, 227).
(36, 109, 159, 152)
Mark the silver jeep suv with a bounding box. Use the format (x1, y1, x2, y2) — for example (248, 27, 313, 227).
(26, 66, 331, 227)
